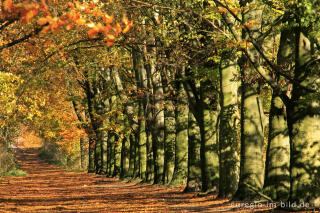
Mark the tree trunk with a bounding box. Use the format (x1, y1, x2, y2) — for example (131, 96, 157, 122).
(100, 125, 108, 175)
(106, 133, 113, 177)
(233, 0, 265, 200)
(150, 57, 165, 185)
(146, 124, 154, 182)
(218, 54, 240, 198)
(170, 80, 188, 186)
(79, 137, 85, 170)
(201, 102, 219, 192)
(233, 81, 265, 200)
(112, 136, 121, 177)
(197, 81, 220, 193)
(128, 134, 135, 177)
(264, 94, 290, 201)
(120, 135, 130, 179)
(133, 48, 148, 180)
(88, 132, 96, 173)
(133, 132, 140, 179)
(138, 102, 147, 180)
(183, 78, 219, 192)
(287, 31, 320, 208)
(163, 95, 175, 184)
(263, 29, 292, 201)
(84, 71, 100, 173)
(184, 110, 202, 192)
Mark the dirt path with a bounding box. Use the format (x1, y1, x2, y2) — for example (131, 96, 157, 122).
(0, 149, 275, 212)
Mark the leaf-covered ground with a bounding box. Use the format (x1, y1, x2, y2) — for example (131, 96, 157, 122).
(0, 149, 285, 212)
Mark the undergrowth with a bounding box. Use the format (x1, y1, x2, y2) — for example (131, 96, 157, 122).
(0, 146, 28, 178)
(0, 169, 27, 177)
(38, 140, 88, 172)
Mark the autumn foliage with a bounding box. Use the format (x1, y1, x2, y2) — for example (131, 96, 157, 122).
(0, 0, 132, 160)
(1, 0, 132, 46)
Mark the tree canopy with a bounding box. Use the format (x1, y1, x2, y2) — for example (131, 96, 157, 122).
(0, 0, 319, 211)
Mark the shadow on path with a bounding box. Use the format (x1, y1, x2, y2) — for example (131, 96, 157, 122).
(0, 148, 275, 212)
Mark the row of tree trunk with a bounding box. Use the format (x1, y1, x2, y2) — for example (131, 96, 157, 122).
(69, 1, 319, 210)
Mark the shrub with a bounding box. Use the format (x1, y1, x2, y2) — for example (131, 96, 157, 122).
(0, 146, 18, 173)
(0, 146, 28, 177)
(39, 139, 88, 171)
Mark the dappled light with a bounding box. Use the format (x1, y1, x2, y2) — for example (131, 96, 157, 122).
(0, 149, 274, 212)
(1, 0, 320, 211)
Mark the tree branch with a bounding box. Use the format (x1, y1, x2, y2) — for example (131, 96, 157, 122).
(0, 17, 18, 32)
(0, 26, 44, 51)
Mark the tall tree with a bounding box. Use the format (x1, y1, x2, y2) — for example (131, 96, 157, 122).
(170, 71, 189, 186)
(263, 28, 292, 201)
(218, 52, 240, 198)
(286, 29, 320, 209)
(233, 0, 265, 200)
(184, 110, 202, 192)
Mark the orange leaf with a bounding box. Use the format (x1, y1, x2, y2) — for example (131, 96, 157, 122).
(75, 1, 85, 10)
(66, 23, 74, 30)
(114, 23, 122, 36)
(40, 0, 49, 11)
(122, 18, 132, 34)
(22, 9, 38, 24)
(105, 24, 112, 31)
(88, 28, 99, 38)
(4, 0, 13, 11)
(50, 22, 59, 32)
(38, 17, 48, 25)
(66, 11, 79, 21)
(67, 2, 74, 8)
(218, 7, 227, 14)
(106, 39, 114, 47)
(104, 14, 113, 24)
(41, 25, 51, 34)
(45, 16, 53, 23)
(93, 9, 103, 17)
(73, 13, 80, 21)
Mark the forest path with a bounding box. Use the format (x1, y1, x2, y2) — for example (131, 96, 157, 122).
(0, 148, 273, 212)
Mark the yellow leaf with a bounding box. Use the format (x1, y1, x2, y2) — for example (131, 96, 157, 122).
(123, 25, 131, 33)
(76, 18, 86, 26)
(66, 23, 74, 30)
(106, 34, 115, 40)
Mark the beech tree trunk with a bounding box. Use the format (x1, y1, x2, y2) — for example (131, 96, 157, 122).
(263, 29, 292, 201)
(170, 79, 188, 186)
(150, 55, 165, 185)
(218, 53, 240, 198)
(233, 0, 265, 200)
(163, 77, 175, 184)
(286, 31, 320, 208)
(88, 133, 96, 173)
(264, 95, 290, 201)
(184, 110, 201, 192)
(133, 48, 148, 180)
(183, 78, 219, 192)
(120, 134, 130, 179)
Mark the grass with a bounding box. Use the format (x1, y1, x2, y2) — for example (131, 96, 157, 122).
(0, 169, 27, 177)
